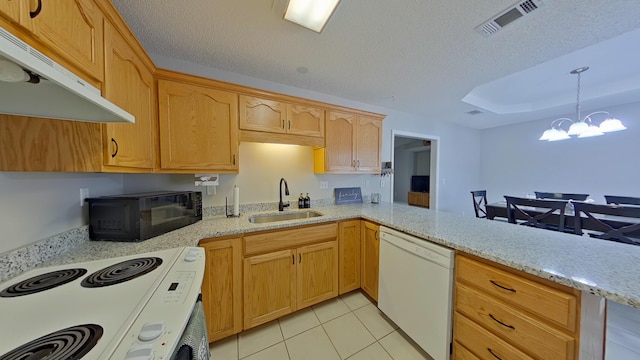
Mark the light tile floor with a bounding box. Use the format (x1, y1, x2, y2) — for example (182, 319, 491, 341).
(209, 290, 434, 360)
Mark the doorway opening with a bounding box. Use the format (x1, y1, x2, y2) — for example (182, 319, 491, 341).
(391, 130, 440, 210)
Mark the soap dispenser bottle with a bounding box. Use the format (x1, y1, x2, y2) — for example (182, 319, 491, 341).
(298, 193, 304, 209)
(304, 193, 310, 208)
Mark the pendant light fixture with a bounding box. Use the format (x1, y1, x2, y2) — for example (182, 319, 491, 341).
(539, 67, 627, 141)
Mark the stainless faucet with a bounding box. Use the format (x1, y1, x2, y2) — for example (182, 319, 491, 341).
(279, 178, 290, 211)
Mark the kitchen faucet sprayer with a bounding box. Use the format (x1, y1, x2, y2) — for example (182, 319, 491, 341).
(279, 178, 290, 211)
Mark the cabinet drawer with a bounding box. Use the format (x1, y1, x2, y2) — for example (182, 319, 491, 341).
(456, 283, 575, 360)
(455, 313, 535, 360)
(244, 223, 337, 255)
(453, 342, 481, 360)
(456, 256, 577, 331)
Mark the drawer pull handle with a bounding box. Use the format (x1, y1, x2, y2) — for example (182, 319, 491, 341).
(488, 348, 503, 360)
(292, 254, 294, 264)
(490, 280, 516, 293)
(489, 314, 515, 329)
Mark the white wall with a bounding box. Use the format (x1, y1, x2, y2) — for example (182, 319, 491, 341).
(415, 151, 431, 175)
(393, 147, 413, 203)
(479, 101, 640, 204)
(0, 172, 123, 254)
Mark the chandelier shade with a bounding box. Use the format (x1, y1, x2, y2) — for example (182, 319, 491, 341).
(539, 67, 627, 141)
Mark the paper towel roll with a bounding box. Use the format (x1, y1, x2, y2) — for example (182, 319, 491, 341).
(233, 186, 240, 216)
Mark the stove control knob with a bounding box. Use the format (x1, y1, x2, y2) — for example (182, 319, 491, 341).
(138, 321, 165, 342)
(184, 249, 199, 262)
(125, 343, 154, 360)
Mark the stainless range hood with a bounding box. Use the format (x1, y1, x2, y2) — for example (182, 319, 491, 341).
(0, 26, 134, 123)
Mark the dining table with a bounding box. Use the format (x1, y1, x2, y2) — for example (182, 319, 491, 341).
(485, 200, 640, 238)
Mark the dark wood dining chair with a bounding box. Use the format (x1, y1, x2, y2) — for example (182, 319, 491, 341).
(604, 195, 640, 206)
(534, 192, 589, 201)
(504, 196, 568, 232)
(471, 190, 487, 218)
(573, 202, 640, 246)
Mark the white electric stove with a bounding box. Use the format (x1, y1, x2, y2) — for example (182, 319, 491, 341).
(0, 246, 207, 360)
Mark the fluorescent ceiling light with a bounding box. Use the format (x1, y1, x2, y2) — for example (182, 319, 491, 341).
(284, 0, 341, 33)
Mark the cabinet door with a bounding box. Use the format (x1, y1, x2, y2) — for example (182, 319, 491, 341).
(102, 21, 155, 170)
(355, 116, 382, 173)
(286, 104, 324, 137)
(338, 220, 361, 294)
(407, 192, 421, 206)
(0, 0, 23, 23)
(361, 221, 379, 301)
(200, 238, 242, 342)
(158, 80, 239, 171)
(244, 249, 296, 329)
(324, 111, 356, 172)
(239, 95, 286, 134)
(297, 241, 339, 309)
(27, 0, 104, 82)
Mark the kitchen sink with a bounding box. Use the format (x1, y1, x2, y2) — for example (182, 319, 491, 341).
(248, 210, 323, 224)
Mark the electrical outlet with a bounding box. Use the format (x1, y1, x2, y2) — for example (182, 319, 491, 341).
(319, 181, 329, 189)
(80, 188, 89, 207)
(380, 179, 385, 187)
(365, 180, 370, 187)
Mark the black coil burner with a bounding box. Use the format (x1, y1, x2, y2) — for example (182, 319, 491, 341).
(0, 324, 103, 360)
(0, 269, 87, 298)
(81, 257, 162, 288)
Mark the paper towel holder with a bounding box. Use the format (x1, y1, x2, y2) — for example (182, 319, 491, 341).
(195, 174, 219, 195)
(225, 197, 241, 218)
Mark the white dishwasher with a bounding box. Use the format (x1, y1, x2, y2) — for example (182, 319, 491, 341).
(378, 226, 455, 360)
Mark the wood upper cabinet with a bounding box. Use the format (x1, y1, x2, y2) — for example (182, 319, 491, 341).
(157, 78, 239, 172)
(361, 221, 379, 301)
(27, 0, 104, 83)
(102, 20, 155, 170)
(244, 249, 296, 329)
(200, 237, 243, 342)
(338, 220, 361, 294)
(355, 116, 382, 172)
(239, 95, 286, 134)
(239, 95, 325, 138)
(297, 241, 339, 310)
(315, 111, 383, 174)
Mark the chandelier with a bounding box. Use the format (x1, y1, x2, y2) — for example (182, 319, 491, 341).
(539, 67, 626, 141)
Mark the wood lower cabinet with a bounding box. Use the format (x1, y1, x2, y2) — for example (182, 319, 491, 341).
(338, 220, 361, 294)
(243, 223, 338, 329)
(408, 191, 430, 208)
(102, 20, 155, 171)
(200, 237, 243, 342)
(157, 73, 239, 172)
(244, 249, 297, 329)
(453, 254, 581, 360)
(361, 221, 379, 301)
(314, 111, 383, 174)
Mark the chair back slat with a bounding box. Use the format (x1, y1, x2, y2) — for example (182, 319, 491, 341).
(604, 195, 640, 206)
(504, 196, 567, 232)
(534, 192, 589, 201)
(471, 190, 487, 218)
(573, 202, 640, 245)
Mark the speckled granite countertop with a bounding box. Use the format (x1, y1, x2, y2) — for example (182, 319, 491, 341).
(30, 202, 640, 308)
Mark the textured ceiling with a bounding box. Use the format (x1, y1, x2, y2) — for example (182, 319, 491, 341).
(111, 0, 640, 129)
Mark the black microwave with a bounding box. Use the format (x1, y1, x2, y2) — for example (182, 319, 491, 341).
(86, 191, 202, 242)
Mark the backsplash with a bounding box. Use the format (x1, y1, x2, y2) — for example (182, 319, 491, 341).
(0, 197, 351, 283)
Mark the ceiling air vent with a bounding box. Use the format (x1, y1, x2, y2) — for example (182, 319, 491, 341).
(475, 0, 545, 37)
